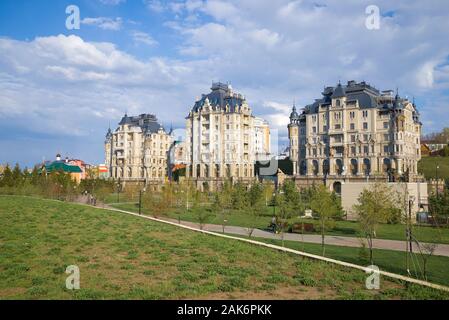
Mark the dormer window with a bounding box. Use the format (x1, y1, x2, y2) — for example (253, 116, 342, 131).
(336, 99, 341, 107)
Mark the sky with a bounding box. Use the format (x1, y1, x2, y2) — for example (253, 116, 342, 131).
(0, 0, 449, 167)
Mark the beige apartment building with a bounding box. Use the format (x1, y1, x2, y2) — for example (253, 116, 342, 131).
(185, 82, 270, 189)
(105, 114, 171, 184)
(289, 80, 422, 184)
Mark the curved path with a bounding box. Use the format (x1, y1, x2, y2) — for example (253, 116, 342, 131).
(159, 218, 449, 258)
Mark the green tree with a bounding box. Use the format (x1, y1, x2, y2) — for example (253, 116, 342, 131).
(12, 163, 23, 187)
(353, 183, 399, 264)
(1, 165, 14, 188)
(213, 180, 233, 233)
(310, 185, 339, 256)
(276, 192, 294, 246)
(262, 182, 275, 206)
(231, 182, 248, 210)
(192, 190, 210, 230)
(142, 190, 168, 219)
(246, 182, 265, 237)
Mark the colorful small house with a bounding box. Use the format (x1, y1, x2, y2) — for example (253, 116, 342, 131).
(42, 154, 83, 183)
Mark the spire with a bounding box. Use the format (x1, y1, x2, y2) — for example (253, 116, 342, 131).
(290, 100, 299, 120)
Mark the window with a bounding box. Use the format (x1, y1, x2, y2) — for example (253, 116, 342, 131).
(363, 122, 368, 130)
(384, 145, 389, 153)
(363, 110, 368, 118)
(323, 125, 327, 131)
(351, 135, 356, 143)
(383, 122, 389, 129)
(336, 100, 341, 107)
(350, 123, 355, 130)
(351, 146, 356, 154)
(312, 127, 317, 133)
(335, 124, 341, 130)
(363, 134, 368, 142)
(383, 134, 390, 141)
(364, 146, 369, 154)
(350, 111, 355, 119)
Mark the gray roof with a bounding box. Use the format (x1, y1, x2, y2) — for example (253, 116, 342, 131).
(192, 82, 246, 113)
(331, 83, 346, 98)
(290, 80, 421, 124)
(118, 114, 165, 134)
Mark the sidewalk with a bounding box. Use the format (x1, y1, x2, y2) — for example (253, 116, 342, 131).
(156, 216, 449, 258)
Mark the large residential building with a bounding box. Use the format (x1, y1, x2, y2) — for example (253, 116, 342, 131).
(288, 80, 426, 219)
(288, 80, 422, 182)
(185, 82, 270, 188)
(105, 114, 171, 184)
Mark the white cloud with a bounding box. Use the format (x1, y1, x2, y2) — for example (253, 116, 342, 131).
(131, 31, 158, 46)
(81, 17, 123, 31)
(99, 0, 126, 5)
(144, 0, 165, 13)
(2, 0, 449, 166)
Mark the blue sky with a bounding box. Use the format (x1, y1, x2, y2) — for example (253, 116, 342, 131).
(1, 0, 449, 167)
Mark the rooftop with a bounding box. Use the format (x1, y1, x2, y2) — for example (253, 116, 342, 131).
(115, 113, 165, 135)
(191, 82, 247, 113)
(291, 80, 419, 123)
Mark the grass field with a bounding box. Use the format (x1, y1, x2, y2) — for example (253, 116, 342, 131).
(418, 156, 449, 180)
(232, 236, 449, 287)
(1, 196, 448, 300)
(110, 202, 449, 244)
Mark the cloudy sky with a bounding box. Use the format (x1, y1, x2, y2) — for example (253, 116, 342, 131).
(1, 0, 449, 167)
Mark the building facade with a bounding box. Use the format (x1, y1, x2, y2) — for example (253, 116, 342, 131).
(288, 80, 422, 183)
(105, 114, 171, 184)
(185, 82, 270, 188)
(254, 117, 271, 161)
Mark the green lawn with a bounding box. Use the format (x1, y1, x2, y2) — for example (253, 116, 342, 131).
(418, 156, 449, 180)
(1, 196, 447, 300)
(237, 236, 449, 287)
(110, 202, 449, 244)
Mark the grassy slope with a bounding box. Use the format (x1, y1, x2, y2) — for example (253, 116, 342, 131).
(111, 202, 449, 244)
(0, 196, 447, 300)
(418, 156, 449, 180)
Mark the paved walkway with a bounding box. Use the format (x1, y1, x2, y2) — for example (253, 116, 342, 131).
(76, 196, 449, 258)
(156, 217, 449, 258)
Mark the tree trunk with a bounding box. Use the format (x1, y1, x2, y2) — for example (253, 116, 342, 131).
(368, 234, 373, 265)
(321, 219, 325, 256)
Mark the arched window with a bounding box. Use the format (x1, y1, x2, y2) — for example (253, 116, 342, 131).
(336, 159, 343, 175)
(363, 159, 371, 176)
(350, 159, 358, 175)
(312, 160, 319, 176)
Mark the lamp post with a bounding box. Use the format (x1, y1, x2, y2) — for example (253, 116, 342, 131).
(139, 179, 147, 216)
(117, 178, 121, 203)
(406, 195, 415, 276)
(436, 164, 440, 196)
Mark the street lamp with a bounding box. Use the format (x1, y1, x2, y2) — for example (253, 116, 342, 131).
(117, 178, 121, 203)
(406, 195, 416, 276)
(138, 179, 147, 215)
(436, 164, 440, 196)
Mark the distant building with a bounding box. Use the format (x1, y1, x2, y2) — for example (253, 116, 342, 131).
(289, 80, 423, 183)
(421, 144, 431, 157)
(105, 114, 172, 185)
(42, 154, 83, 183)
(254, 117, 271, 161)
(185, 82, 271, 189)
(98, 164, 109, 179)
(66, 159, 91, 180)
